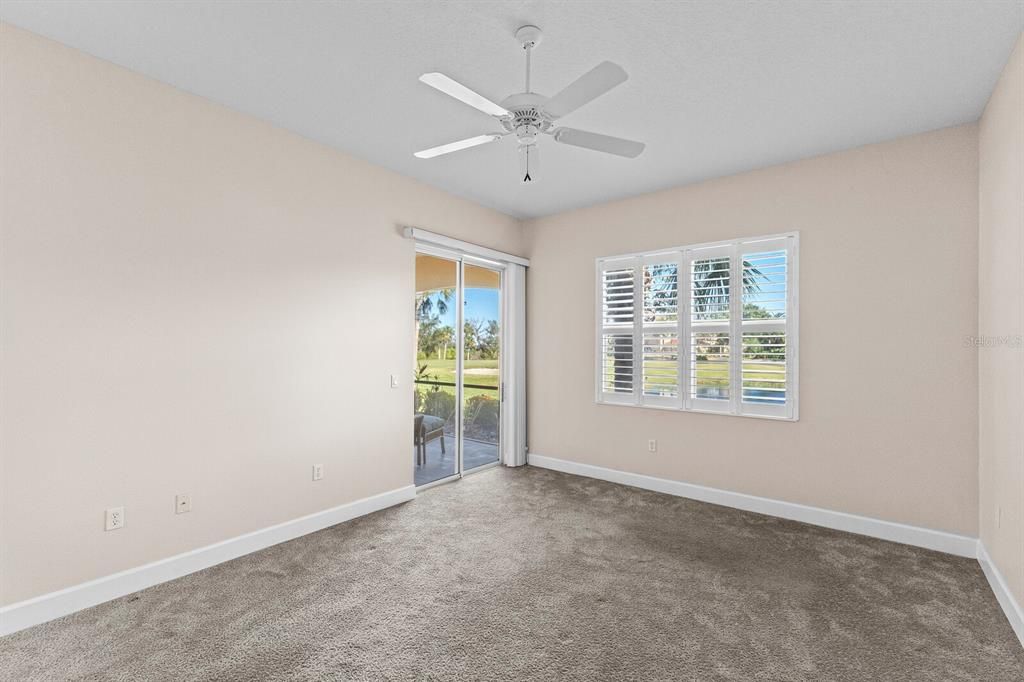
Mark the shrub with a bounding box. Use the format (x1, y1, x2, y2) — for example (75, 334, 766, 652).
(464, 394, 499, 440)
(421, 390, 456, 424)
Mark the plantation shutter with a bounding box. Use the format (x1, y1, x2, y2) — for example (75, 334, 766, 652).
(641, 254, 682, 407)
(596, 233, 797, 420)
(686, 245, 733, 413)
(598, 258, 639, 404)
(738, 235, 797, 418)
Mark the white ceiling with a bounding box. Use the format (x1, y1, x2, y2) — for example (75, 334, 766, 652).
(2, 1, 1022, 219)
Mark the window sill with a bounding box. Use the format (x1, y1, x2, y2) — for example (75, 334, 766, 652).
(595, 398, 799, 422)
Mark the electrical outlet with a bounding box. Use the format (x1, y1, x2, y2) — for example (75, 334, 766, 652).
(313, 464, 324, 481)
(648, 439, 657, 453)
(175, 494, 192, 514)
(105, 506, 125, 531)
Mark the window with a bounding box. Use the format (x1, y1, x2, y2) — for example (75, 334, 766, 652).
(596, 233, 798, 420)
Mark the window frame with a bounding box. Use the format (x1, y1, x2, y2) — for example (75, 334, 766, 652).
(594, 232, 799, 421)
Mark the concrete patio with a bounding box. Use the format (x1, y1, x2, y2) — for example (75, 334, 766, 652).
(414, 435, 499, 486)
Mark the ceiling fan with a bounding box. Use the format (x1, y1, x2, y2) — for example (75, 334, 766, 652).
(414, 25, 644, 182)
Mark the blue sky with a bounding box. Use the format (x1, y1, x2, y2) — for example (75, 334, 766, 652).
(465, 288, 499, 322)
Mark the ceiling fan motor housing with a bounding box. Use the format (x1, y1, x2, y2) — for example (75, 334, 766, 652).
(499, 92, 551, 145)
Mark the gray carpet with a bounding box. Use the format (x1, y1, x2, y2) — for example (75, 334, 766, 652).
(1, 466, 1021, 681)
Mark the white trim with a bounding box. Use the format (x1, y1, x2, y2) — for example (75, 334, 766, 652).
(0, 485, 416, 637)
(978, 541, 1024, 647)
(404, 226, 530, 267)
(527, 454, 977, 558)
(456, 259, 465, 477)
(598, 230, 798, 262)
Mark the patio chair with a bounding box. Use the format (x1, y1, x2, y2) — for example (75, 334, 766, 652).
(414, 413, 446, 466)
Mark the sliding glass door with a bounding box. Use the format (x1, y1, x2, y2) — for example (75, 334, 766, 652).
(461, 263, 501, 472)
(414, 252, 502, 487)
(414, 253, 459, 485)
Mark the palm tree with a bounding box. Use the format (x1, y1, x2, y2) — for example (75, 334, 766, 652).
(415, 288, 454, 365)
(691, 259, 766, 318)
(415, 288, 453, 321)
(641, 260, 766, 323)
(610, 260, 768, 393)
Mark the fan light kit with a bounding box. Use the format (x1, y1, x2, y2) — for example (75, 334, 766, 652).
(415, 25, 645, 183)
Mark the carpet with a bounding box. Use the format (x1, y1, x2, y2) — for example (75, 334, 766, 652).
(0, 466, 1020, 680)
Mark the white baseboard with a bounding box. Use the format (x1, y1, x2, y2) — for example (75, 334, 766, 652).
(528, 454, 978, 558)
(0, 484, 416, 637)
(978, 542, 1024, 647)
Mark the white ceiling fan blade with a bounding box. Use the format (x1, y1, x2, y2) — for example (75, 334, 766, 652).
(552, 128, 645, 158)
(542, 61, 628, 119)
(419, 73, 509, 117)
(414, 134, 503, 159)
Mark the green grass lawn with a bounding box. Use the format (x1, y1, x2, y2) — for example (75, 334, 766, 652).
(624, 360, 786, 393)
(415, 358, 499, 400)
(417, 357, 783, 399)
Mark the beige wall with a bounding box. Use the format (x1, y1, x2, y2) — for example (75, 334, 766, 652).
(979, 33, 1024, 607)
(0, 24, 522, 605)
(524, 125, 980, 536)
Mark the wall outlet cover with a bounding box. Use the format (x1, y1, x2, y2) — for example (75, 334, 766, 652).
(105, 506, 125, 531)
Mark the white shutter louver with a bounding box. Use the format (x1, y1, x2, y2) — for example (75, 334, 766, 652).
(742, 331, 786, 405)
(598, 263, 638, 404)
(601, 333, 634, 394)
(602, 267, 635, 326)
(691, 331, 730, 402)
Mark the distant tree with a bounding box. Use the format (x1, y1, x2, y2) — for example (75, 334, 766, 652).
(436, 325, 455, 360)
(415, 289, 455, 363)
(463, 320, 482, 359)
(740, 303, 785, 361)
(417, 317, 439, 356)
(742, 302, 783, 319)
(479, 320, 500, 359)
(416, 318, 455, 359)
(464, 318, 501, 360)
